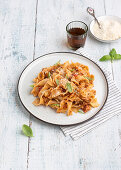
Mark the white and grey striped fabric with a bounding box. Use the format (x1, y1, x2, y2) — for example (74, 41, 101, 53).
(60, 48, 121, 140)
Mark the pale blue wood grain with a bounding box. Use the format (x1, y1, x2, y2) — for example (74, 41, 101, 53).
(27, 0, 121, 170)
(0, 0, 37, 169)
(0, 0, 121, 169)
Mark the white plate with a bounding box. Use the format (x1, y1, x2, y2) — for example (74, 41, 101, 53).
(18, 52, 108, 126)
(90, 15, 121, 43)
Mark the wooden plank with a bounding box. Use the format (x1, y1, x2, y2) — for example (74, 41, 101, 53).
(104, 0, 121, 169)
(83, 0, 121, 169)
(0, 0, 37, 169)
(27, 0, 121, 170)
(105, 0, 121, 86)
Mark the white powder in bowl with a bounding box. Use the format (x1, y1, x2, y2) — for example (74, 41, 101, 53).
(92, 19, 121, 40)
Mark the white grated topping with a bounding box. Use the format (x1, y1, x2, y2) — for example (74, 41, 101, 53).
(93, 19, 121, 40)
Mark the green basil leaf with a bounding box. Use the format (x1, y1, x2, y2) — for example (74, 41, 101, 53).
(48, 72, 51, 78)
(56, 79, 59, 85)
(51, 104, 60, 107)
(99, 49, 121, 62)
(78, 110, 84, 114)
(109, 48, 116, 57)
(84, 76, 93, 81)
(109, 49, 117, 62)
(66, 74, 69, 79)
(99, 55, 111, 61)
(22, 124, 33, 137)
(66, 83, 72, 93)
(30, 85, 34, 88)
(54, 60, 61, 65)
(70, 68, 75, 72)
(114, 54, 121, 60)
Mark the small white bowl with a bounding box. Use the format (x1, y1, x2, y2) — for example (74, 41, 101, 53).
(89, 15, 121, 43)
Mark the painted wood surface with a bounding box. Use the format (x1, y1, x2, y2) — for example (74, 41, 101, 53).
(0, 0, 37, 169)
(0, 0, 121, 169)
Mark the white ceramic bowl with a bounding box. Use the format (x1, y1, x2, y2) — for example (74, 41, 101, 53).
(18, 52, 108, 126)
(89, 15, 121, 43)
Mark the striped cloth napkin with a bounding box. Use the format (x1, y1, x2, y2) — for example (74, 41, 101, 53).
(60, 48, 121, 140)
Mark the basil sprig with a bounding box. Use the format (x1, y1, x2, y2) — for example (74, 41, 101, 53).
(99, 49, 121, 62)
(22, 124, 33, 137)
(30, 85, 34, 88)
(66, 82, 72, 93)
(51, 104, 60, 107)
(48, 72, 51, 78)
(66, 74, 69, 79)
(56, 79, 59, 85)
(78, 110, 84, 114)
(70, 68, 75, 72)
(84, 76, 93, 81)
(54, 60, 61, 65)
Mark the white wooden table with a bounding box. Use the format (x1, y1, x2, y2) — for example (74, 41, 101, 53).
(0, 0, 121, 169)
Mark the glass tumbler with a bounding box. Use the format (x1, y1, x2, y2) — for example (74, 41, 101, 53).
(66, 21, 88, 50)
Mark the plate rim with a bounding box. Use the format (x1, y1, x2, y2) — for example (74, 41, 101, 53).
(17, 51, 109, 126)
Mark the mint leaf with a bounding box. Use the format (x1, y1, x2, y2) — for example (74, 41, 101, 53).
(22, 124, 33, 137)
(56, 79, 59, 85)
(66, 83, 72, 93)
(99, 55, 111, 61)
(30, 85, 34, 88)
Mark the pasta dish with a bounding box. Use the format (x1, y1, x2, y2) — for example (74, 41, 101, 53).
(31, 61, 99, 116)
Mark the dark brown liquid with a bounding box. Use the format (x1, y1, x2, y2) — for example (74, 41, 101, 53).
(67, 28, 87, 49)
(68, 28, 85, 36)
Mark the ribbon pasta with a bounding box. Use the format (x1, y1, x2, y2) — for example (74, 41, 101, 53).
(31, 61, 99, 116)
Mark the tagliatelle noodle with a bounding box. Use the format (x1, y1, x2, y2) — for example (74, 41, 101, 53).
(31, 61, 99, 116)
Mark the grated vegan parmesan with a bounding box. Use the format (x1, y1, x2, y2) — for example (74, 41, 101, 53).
(93, 19, 121, 40)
